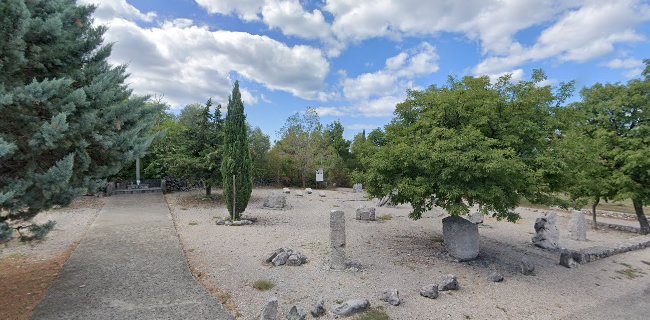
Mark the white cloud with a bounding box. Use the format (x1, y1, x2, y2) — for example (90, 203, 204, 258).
(314, 107, 347, 117)
(475, 1, 650, 75)
(606, 58, 644, 69)
(487, 69, 525, 84)
(347, 124, 381, 131)
(79, 0, 156, 22)
(100, 18, 329, 107)
(194, 0, 264, 21)
(261, 1, 331, 40)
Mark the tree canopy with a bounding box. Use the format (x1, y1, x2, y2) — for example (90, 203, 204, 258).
(0, 0, 162, 223)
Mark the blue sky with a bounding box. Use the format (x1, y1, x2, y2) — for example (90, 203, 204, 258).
(81, 0, 650, 140)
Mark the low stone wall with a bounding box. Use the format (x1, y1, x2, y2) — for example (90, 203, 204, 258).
(560, 235, 650, 268)
(586, 220, 641, 234)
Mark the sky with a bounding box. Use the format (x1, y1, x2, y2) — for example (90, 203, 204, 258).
(80, 0, 650, 140)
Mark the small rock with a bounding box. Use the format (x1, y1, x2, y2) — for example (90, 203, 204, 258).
(265, 248, 285, 263)
(469, 211, 484, 224)
(296, 191, 304, 197)
(232, 220, 253, 226)
(215, 218, 226, 225)
(286, 305, 307, 320)
(283, 188, 291, 194)
(439, 275, 458, 291)
(318, 191, 326, 197)
(260, 297, 278, 320)
(310, 299, 326, 317)
(488, 272, 504, 282)
(419, 284, 439, 299)
(355, 207, 376, 221)
(331, 299, 369, 317)
(272, 251, 290, 266)
(520, 257, 535, 275)
(305, 188, 313, 194)
(381, 289, 400, 306)
(287, 254, 302, 266)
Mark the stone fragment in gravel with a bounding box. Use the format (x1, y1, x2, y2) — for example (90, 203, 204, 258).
(381, 289, 400, 306)
(355, 207, 376, 221)
(469, 211, 484, 224)
(283, 188, 290, 194)
(305, 188, 313, 194)
(216, 218, 225, 225)
(419, 284, 439, 299)
(272, 251, 290, 266)
(520, 257, 535, 275)
(569, 211, 587, 241)
(296, 191, 304, 197)
(439, 274, 458, 291)
(318, 192, 326, 197)
(287, 254, 302, 266)
(310, 299, 326, 317)
(488, 272, 504, 282)
(287, 305, 307, 320)
(231, 220, 253, 226)
(532, 212, 559, 249)
(260, 297, 278, 320)
(263, 193, 287, 209)
(330, 210, 346, 270)
(265, 248, 285, 263)
(331, 299, 369, 316)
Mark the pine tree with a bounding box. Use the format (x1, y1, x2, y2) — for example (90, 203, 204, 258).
(221, 81, 252, 220)
(0, 0, 161, 226)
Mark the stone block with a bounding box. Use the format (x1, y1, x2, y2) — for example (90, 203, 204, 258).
(330, 210, 346, 270)
(442, 216, 479, 261)
(355, 207, 376, 221)
(569, 211, 587, 241)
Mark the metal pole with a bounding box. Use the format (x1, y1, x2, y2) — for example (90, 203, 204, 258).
(232, 175, 236, 222)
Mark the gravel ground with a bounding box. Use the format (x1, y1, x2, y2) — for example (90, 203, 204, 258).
(0, 196, 104, 260)
(167, 188, 650, 320)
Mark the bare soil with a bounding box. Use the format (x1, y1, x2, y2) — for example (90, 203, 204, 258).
(167, 188, 650, 320)
(0, 196, 103, 320)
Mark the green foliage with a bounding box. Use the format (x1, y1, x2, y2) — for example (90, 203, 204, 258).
(355, 307, 390, 320)
(0, 222, 12, 242)
(221, 81, 252, 219)
(21, 220, 56, 241)
(271, 108, 343, 187)
(248, 126, 271, 181)
(361, 72, 572, 221)
(0, 0, 162, 222)
(569, 62, 650, 233)
(252, 279, 275, 291)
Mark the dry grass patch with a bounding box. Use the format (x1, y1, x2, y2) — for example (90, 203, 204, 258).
(252, 279, 275, 291)
(355, 306, 390, 320)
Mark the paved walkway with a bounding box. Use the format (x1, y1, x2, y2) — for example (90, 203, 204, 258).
(32, 193, 233, 320)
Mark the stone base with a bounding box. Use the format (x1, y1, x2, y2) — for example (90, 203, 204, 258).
(442, 216, 479, 261)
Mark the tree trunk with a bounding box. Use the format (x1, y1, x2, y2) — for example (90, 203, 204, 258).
(632, 198, 650, 235)
(592, 197, 600, 230)
(205, 184, 211, 196)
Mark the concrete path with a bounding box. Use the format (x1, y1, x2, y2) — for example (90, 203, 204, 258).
(32, 193, 233, 320)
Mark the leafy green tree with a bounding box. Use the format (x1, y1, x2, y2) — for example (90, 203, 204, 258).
(248, 126, 271, 181)
(324, 121, 353, 186)
(221, 81, 252, 219)
(167, 99, 223, 195)
(573, 63, 650, 234)
(0, 1, 161, 226)
(362, 72, 572, 221)
(273, 108, 338, 187)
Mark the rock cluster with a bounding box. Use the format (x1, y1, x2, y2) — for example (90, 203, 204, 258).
(265, 248, 308, 266)
(263, 193, 287, 209)
(420, 274, 459, 299)
(355, 206, 376, 221)
(215, 217, 256, 226)
(381, 289, 400, 306)
(331, 299, 369, 317)
(532, 212, 560, 249)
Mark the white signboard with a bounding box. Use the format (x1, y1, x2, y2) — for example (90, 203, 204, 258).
(316, 168, 324, 182)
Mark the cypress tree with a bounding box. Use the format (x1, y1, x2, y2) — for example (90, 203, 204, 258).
(0, 0, 162, 227)
(221, 81, 252, 220)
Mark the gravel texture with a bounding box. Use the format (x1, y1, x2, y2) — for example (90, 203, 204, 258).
(0, 196, 104, 260)
(167, 188, 650, 320)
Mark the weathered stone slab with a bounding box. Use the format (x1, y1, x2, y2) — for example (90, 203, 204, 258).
(331, 299, 369, 317)
(569, 211, 587, 241)
(260, 297, 278, 320)
(355, 207, 376, 221)
(263, 193, 287, 209)
(330, 210, 346, 270)
(287, 305, 307, 320)
(442, 216, 479, 261)
(310, 299, 326, 317)
(419, 284, 439, 299)
(532, 212, 559, 249)
(381, 289, 400, 306)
